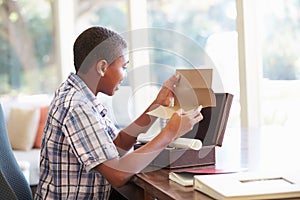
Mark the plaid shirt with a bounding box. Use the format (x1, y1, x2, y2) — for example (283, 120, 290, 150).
(34, 73, 119, 200)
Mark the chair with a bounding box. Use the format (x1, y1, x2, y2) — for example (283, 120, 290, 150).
(0, 104, 33, 200)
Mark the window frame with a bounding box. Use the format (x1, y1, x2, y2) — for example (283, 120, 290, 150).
(55, 0, 261, 129)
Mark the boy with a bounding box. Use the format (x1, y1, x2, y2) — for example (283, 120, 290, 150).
(34, 26, 203, 199)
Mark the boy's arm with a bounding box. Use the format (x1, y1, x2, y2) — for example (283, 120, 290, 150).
(113, 102, 159, 151)
(113, 74, 180, 151)
(97, 107, 203, 188)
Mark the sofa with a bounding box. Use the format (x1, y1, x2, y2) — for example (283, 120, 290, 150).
(0, 94, 52, 186)
(0, 86, 133, 187)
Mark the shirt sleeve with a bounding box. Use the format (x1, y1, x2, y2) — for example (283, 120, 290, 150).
(63, 103, 119, 172)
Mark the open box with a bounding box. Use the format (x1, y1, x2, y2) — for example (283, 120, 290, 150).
(147, 92, 233, 168)
(136, 69, 233, 168)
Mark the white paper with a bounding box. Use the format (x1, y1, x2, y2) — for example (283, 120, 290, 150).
(147, 105, 200, 119)
(169, 137, 202, 150)
(137, 133, 202, 151)
(146, 106, 178, 119)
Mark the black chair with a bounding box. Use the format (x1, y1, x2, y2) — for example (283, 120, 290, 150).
(0, 104, 33, 200)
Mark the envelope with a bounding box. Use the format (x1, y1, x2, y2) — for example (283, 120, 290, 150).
(147, 69, 216, 119)
(174, 69, 216, 110)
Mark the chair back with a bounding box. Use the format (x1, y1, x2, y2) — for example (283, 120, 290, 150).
(0, 104, 33, 200)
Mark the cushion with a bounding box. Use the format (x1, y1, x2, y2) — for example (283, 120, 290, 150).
(7, 107, 40, 151)
(33, 106, 49, 148)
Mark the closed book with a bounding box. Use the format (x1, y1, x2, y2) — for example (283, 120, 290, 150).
(169, 168, 244, 187)
(194, 171, 300, 200)
(169, 171, 194, 186)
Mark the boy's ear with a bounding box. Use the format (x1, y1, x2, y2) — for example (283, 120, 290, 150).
(96, 60, 108, 76)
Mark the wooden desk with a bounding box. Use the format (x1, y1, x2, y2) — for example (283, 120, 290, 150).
(133, 167, 214, 200)
(114, 127, 300, 200)
(114, 128, 242, 200)
(114, 165, 218, 200)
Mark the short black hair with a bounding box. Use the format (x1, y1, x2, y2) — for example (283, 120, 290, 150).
(73, 26, 127, 73)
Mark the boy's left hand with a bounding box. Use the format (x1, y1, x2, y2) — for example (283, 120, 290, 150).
(154, 74, 180, 107)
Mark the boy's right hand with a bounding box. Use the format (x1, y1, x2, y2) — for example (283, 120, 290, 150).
(163, 106, 203, 140)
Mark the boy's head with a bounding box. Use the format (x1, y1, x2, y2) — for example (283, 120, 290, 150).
(73, 26, 128, 73)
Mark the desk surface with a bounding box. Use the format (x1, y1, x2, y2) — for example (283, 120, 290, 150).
(115, 128, 240, 200)
(133, 167, 214, 200)
(115, 127, 300, 200)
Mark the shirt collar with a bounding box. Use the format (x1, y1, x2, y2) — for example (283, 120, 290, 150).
(67, 73, 108, 117)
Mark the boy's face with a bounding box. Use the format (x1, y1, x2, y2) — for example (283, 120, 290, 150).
(98, 54, 129, 96)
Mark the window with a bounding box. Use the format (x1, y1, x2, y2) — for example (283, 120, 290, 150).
(260, 0, 300, 129)
(238, 0, 300, 170)
(2, 0, 298, 131)
(146, 0, 240, 127)
(0, 0, 58, 95)
(74, 1, 128, 36)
